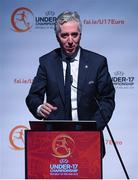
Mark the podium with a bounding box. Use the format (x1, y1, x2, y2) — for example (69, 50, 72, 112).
(25, 120, 102, 179)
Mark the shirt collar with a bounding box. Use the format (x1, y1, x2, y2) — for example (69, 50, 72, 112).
(75, 48, 80, 61)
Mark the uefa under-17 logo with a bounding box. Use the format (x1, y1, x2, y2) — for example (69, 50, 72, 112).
(9, 125, 28, 150)
(51, 134, 75, 158)
(11, 7, 34, 32)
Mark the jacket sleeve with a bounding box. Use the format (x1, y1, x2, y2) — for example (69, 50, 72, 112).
(94, 58, 115, 130)
(26, 58, 47, 119)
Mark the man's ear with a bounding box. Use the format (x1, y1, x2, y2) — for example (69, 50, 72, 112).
(56, 34, 60, 42)
(56, 34, 62, 47)
(80, 33, 82, 39)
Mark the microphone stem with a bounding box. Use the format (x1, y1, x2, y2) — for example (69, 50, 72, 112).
(71, 81, 130, 179)
(95, 98, 130, 179)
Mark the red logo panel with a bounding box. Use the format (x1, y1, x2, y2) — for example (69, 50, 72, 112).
(26, 131, 102, 179)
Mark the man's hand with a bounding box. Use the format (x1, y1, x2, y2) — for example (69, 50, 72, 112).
(37, 103, 57, 119)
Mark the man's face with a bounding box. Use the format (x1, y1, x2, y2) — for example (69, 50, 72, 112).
(57, 21, 81, 56)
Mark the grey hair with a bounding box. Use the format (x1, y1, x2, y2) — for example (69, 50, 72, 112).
(54, 11, 82, 34)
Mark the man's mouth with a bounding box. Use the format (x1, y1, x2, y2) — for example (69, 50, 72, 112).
(66, 47, 75, 52)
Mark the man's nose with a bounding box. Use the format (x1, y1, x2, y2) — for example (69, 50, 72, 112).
(68, 36, 73, 45)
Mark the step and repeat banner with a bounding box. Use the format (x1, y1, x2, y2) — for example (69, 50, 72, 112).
(0, 0, 138, 179)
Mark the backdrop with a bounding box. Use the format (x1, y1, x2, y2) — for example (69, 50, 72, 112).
(0, 0, 138, 178)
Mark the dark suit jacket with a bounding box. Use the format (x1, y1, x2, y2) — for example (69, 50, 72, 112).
(26, 47, 115, 157)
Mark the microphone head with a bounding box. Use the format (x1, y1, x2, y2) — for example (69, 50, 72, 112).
(70, 75, 73, 85)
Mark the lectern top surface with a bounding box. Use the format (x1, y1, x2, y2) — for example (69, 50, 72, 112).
(29, 120, 97, 131)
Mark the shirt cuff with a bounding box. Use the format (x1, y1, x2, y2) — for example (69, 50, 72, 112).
(37, 105, 42, 116)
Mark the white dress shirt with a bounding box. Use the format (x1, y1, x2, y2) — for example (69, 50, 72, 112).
(62, 49, 80, 121)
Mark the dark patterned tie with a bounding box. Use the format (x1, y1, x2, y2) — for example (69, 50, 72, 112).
(64, 57, 72, 120)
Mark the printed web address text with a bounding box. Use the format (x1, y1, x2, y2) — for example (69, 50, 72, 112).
(84, 18, 125, 25)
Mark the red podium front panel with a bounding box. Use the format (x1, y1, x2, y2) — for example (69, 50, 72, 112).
(25, 131, 102, 179)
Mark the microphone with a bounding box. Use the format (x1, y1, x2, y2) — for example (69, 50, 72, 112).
(70, 75, 73, 85)
(71, 75, 130, 179)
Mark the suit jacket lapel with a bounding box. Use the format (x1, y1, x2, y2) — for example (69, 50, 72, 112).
(55, 52, 65, 105)
(77, 48, 89, 103)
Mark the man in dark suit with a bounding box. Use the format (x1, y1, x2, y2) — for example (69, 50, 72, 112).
(26, 11, 115, 156)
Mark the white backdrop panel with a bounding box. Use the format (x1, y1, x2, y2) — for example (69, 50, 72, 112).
(0, 0, 138, 178)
